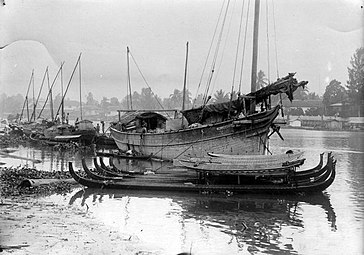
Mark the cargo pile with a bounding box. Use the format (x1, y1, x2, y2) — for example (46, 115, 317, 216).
(0, 166, 74, 197)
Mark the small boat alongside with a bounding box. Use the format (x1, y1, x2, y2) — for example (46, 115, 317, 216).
(69, 152, 336, 194)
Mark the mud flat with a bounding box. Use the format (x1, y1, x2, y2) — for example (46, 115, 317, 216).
(0, 166, 160, 254)
(0, 195, 161, 254)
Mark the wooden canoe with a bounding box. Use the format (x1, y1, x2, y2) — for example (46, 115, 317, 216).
(92, 158, 133, 178)
(68, 154, 336, 193)
(81, 158, 124, 181)
(176, 158, 306, 175)
(206, 151, 304, 163)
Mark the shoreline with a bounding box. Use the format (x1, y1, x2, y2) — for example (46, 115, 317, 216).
(0, 188, 158, 254)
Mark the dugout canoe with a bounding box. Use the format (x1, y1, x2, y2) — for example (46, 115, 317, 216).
(81, 158, 125, 181)
(68, 154, 336, 193)
(93, 157, 130, 178)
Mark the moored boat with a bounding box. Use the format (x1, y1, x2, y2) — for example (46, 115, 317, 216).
(68, 153, 336, 194)
(109, 0, 308, 160)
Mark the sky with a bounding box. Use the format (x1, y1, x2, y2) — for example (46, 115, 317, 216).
(0, 0, 363, 103)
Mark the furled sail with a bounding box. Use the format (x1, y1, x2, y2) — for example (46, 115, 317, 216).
(182, 73, 308, 125)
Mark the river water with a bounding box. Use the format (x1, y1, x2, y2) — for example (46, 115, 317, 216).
(1, 129, 363, 254)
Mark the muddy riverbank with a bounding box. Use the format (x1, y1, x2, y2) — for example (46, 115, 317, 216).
(0, 194, 159, 254)
(0, 167, 162, 254)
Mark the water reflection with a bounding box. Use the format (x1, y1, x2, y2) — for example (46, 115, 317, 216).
(68, 188, 337, 254)
(2, 129, 363, 253)
(0, 143, 95, 171)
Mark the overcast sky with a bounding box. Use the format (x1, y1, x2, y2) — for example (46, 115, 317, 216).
(0, 0, 363, 102)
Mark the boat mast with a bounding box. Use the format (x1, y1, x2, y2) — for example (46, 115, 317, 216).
(79, 53, 83, 120)
(19, 70, 34, 122)
(250, 0, 260, 113)
(126, 47, 133, 110)
(47, 68, 54, 121)
(182, 42, 189, 126)
(54, 54, 81, 122)
(31, 66, 48, 121)
(32, 70, 36, 121)
(37, 62, 64, 120)
(60, 62, 64, 123)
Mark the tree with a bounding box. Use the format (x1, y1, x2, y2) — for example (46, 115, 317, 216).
(346, 47, 364, 116)
(256, 70, 268, 90)
(286, 107, 304, 116)
(110, 97, 120, 106)
(322, 79, 347, 116)
(213, 89, 229, 103)
(0, 93, 23, 118)
(132, 88, 162, 110)
(305, 107, 323, 116)
(163, 89, 192, 110)
(168, 89, 184, 109)
(86, 92, 98, 106)
(100, 97, 110, 110)
(293, 87, 309, 100)
(193, 93, 204, 107)
(307, 92, 321, 100)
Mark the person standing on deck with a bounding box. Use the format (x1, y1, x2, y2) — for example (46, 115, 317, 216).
(101, 121, 105, 134)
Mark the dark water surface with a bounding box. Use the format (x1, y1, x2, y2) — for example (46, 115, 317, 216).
(1, 129, 363, 254)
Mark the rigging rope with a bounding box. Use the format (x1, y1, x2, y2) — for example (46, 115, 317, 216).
(203, 0, 231, 105)
(238, 0, 251, 94)
(38, 62, 65, 119)
(19, 70, 34, 122)
(265, 0, 271, 83)
(128, 50, 167, 116)
(55, 54, 81, 122)
(210, 0, 238, 100)
(271, 0, 280, 79)
(232, 0, 246, 94)
(31, 67, 48, 121)
(193, 0, 226, 107)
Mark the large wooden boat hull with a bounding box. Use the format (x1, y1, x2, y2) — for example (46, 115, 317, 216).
(111, 106, 280, 160)
(68, 153, 336, 194)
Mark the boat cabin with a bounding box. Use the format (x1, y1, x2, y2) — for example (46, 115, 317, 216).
(75, 119, 94, 131)
(113, 111, 168, 133)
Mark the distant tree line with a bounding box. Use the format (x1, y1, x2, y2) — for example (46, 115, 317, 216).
(1, 47, 363, 119)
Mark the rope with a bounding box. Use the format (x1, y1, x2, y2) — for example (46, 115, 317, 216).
(271, 0, 280, 78)
(193, 0, 226, 107)
(238, 0, 251, 93)
(265, 0, 271, 83)
(55, 54, 81, 122)
(37, 62, 65, 119)
(128, 51, 168, 117)
(232, 0, 246, 90)
(203, 0, 231, 105)
(19, 70, 34, 122)
(208, 0, 238, 100)
(31, 67, 48, 121)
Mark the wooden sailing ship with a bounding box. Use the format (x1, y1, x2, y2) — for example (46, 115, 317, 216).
(110, 0, 308, 160)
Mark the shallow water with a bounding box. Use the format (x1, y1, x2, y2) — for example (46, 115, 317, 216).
(1, 129, 363, 254)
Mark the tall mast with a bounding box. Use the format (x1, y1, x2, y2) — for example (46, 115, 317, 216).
(250, 0, 260, 112)
(20, 70, 34, 122)
(181, 42, 189, 127)
(32, 70, 36, 121)
(182, 42, 189, 112)
(54, 54, 81, 122)
(38, 62, 64, 120)
(31, 67, 48, 121)
(60, 64, 64, 123)
(79, 53, 83, 120)
(47, 68, 54, 120)
(126, 47, 133, 110)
